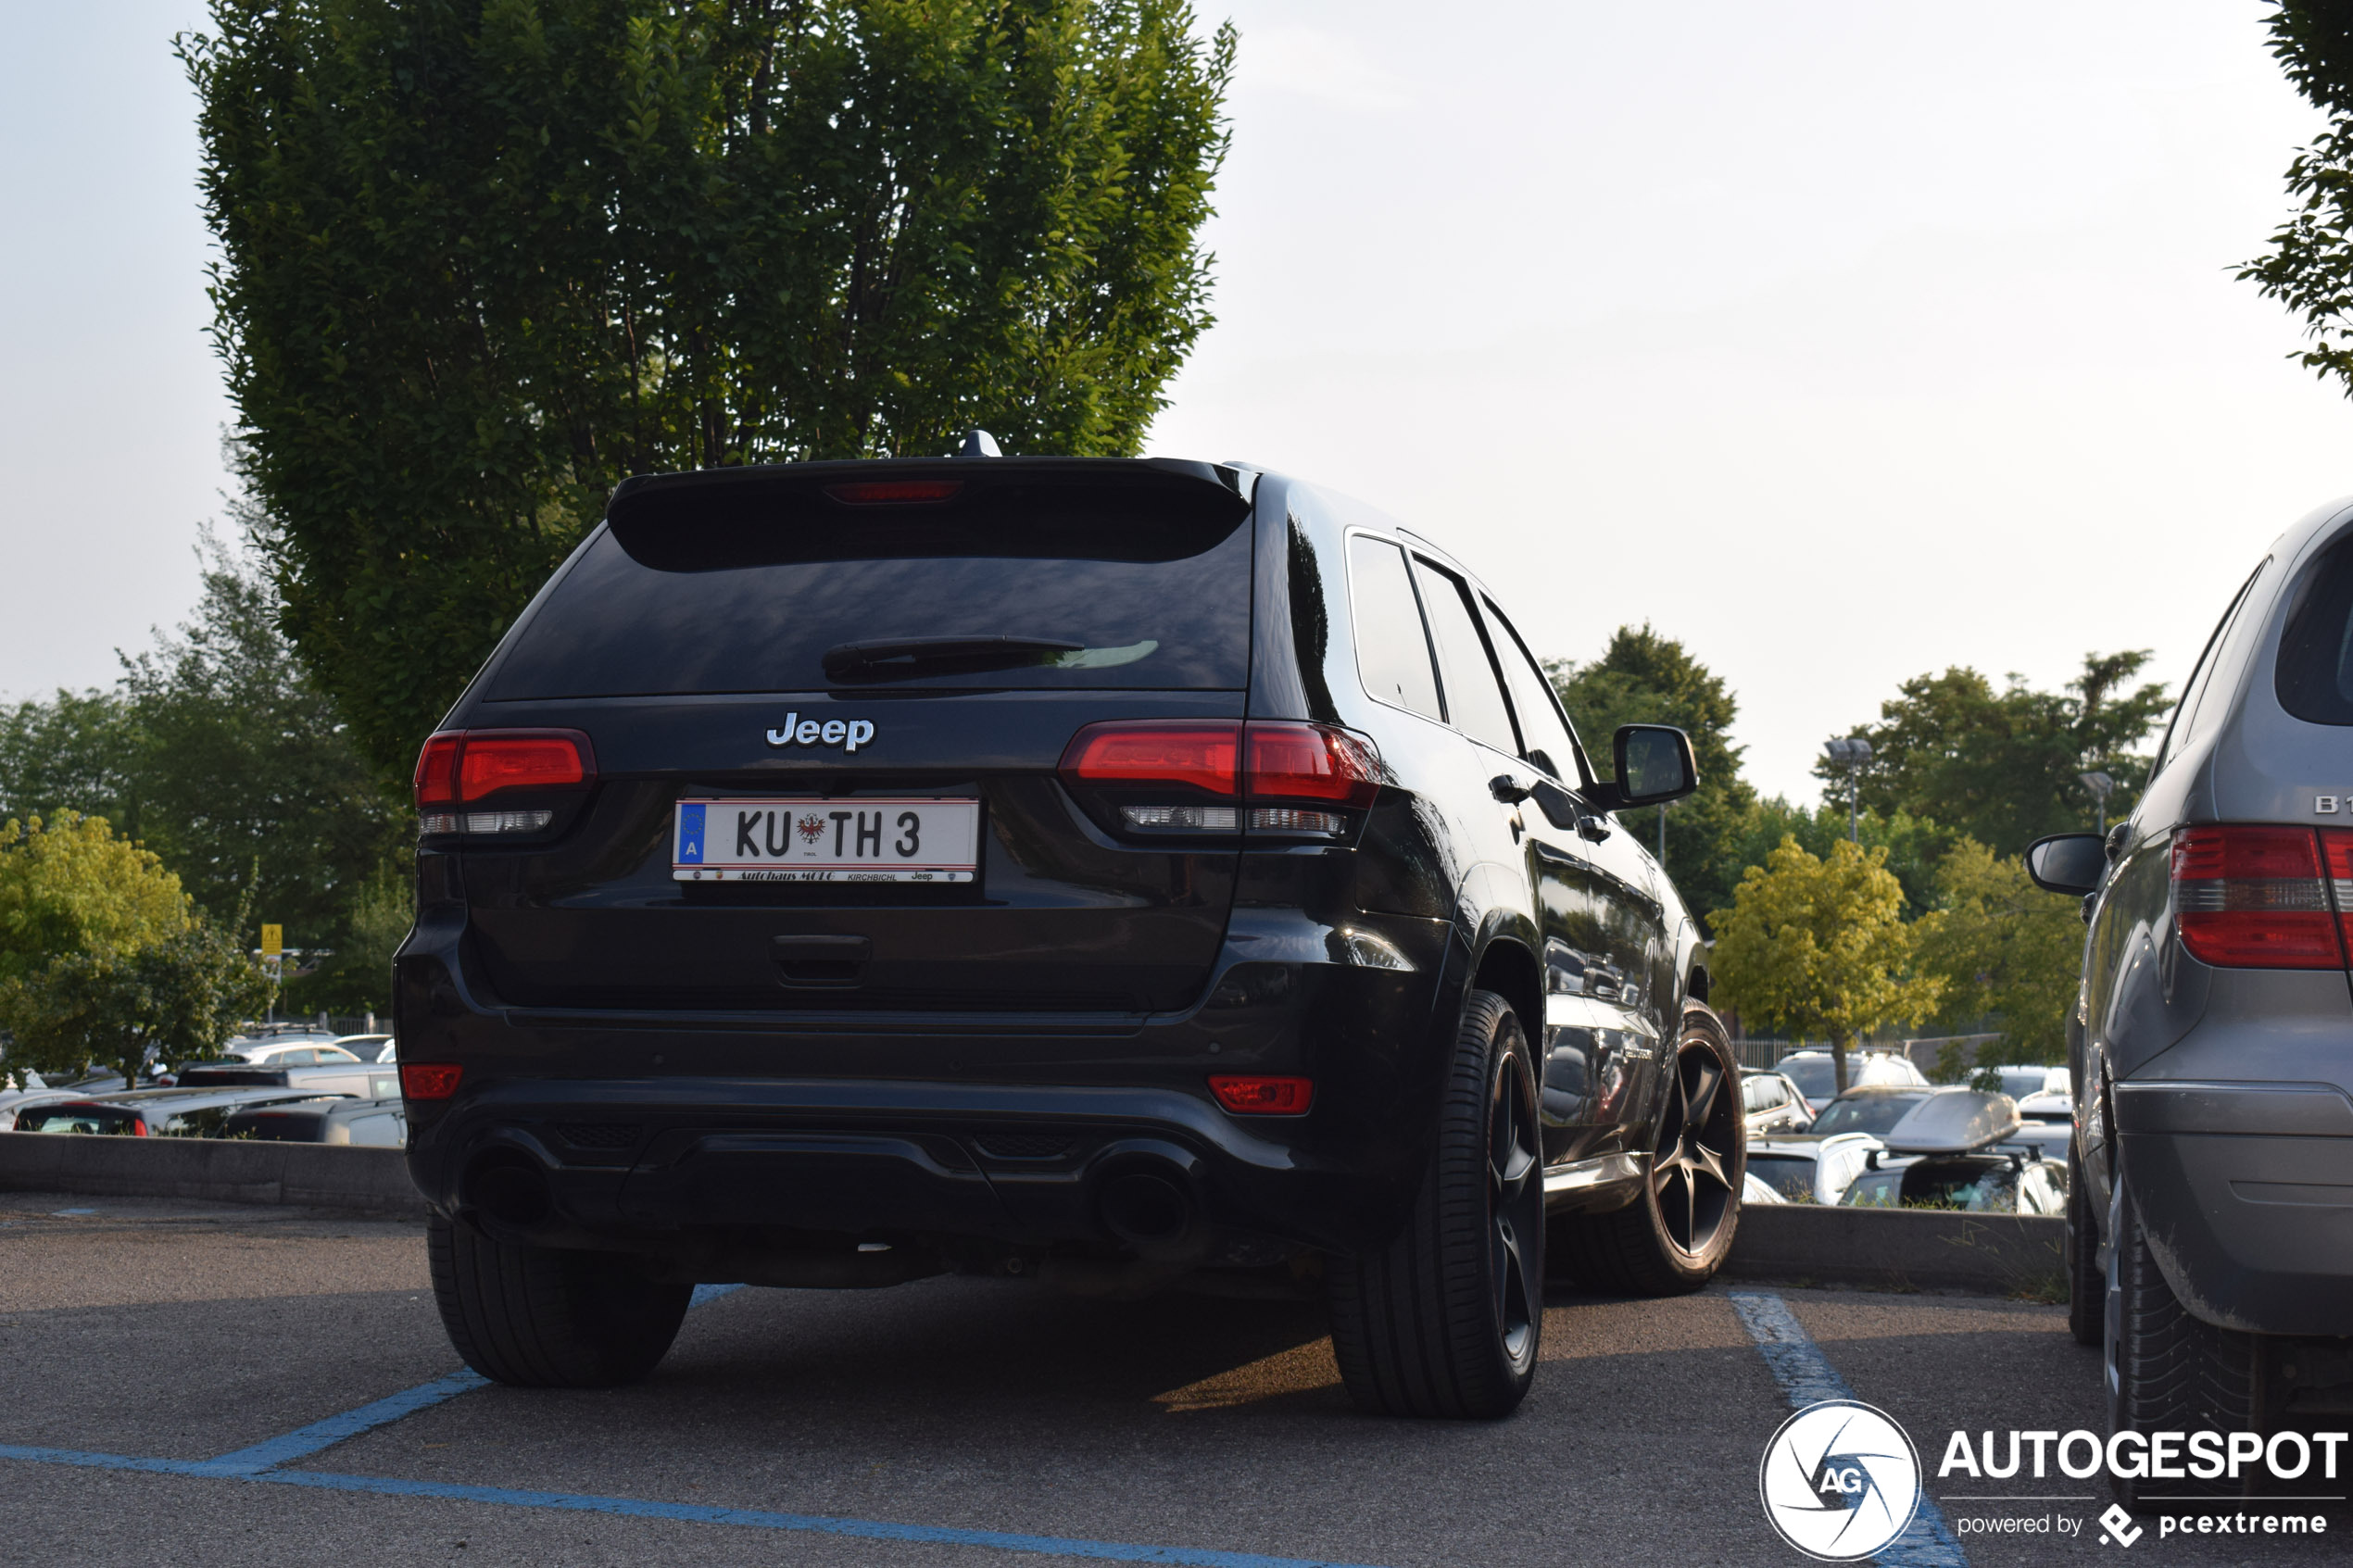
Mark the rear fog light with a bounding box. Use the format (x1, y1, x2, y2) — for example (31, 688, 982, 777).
(1209, 1075, 1315, 1114)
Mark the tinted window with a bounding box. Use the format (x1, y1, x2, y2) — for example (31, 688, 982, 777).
(1346, 537, 1442, 718)
(1775, 1056, 1836, 1102)
(1745, 1155, 1818, 1201)
(1483, 597, 1583, 782)
(1811, 1092, 1930, 1136)
(15, 1106, 139, 1135)
(2276, 534, 2353, 723)
(1413, 559, 1518, 754)
(495, 490, 1252, 698)
(2157, 560, 2266, 765)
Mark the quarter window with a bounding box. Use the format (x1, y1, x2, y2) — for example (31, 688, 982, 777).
(1413, 559, 1519, 756)
(1346, 536, 1442, 719)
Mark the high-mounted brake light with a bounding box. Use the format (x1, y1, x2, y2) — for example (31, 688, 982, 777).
(824, 480, 964, 505)
(2171, 825, 2346, 969)
(400, 1063, 465, 1100)
(1209, 1075, 1315, 1115)
(412, 730, 596, 834)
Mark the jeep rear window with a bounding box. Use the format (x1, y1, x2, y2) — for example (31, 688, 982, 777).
(2276, 531, 2353, 724)
(489, 470, 1253, 698)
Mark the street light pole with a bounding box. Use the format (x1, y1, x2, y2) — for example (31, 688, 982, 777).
(1824, 737, 1874, 842)
(2080, 770, 2116, 839)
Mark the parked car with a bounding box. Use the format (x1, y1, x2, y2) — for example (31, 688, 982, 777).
(1770, 1047, 1927, 1106)
(1806, 1085, 1936, 1137)
(1836, 1087, 2060, 1215)
(397, 447, 1740, 1418)
(1974, 1063, 2066, 1100)
(1741, 1171, 1786, 1206)
(175, 1060, 400, 1100)
(1745, 1132, 1883, 1205)
(13, 1085, 357, 1136)
(228, 1040, 365, 1068)
(1741, 1068, 1813, 1135)
(2026, 497, 2353, 1504)
(333, 1034, 394, 1063)
(220, 1096, 407, 1148)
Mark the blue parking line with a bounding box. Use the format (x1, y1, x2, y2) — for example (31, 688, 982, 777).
(208, 1370, 492, 1473)
(0, 1443, 1383, 1568)
(1729, 1292, 1969, 1568)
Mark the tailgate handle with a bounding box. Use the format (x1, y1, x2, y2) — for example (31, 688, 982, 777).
(773, 935, 872, 988)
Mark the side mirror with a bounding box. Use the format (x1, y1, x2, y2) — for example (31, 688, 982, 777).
(2026, 833, 2108, 897)
(1613, 725, 1698, 808)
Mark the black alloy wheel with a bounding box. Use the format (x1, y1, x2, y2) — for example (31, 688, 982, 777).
(1327, 988, 1545, 1418)
(1652, 1041, 1738, 1261)
(1488, 1035, 1544, 1367)
(1553, 1006, 1745, 1295)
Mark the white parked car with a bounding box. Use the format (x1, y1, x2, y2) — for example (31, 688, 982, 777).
(1744, 1132, 1885, 1205)
(1769, 1048, 1927, 1107)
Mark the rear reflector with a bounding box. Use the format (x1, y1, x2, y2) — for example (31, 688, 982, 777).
(412, 730, 596, 815)
(1208, 1075, 1315, 1114)
(2171, 825, 2345, 969)
(824, 480, 964, 505)
(400, 1063, 465, 1100)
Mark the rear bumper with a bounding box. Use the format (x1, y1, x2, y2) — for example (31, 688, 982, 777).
(396, 906, 1462, 1266)
(2115, 1080, 2353, 1336)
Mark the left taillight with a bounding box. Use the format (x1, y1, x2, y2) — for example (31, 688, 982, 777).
(2171, 825, 2346, 969)
(413, 729, 596, 838)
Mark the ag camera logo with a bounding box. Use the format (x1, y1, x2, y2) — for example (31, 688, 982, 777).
(1758, 1399, 1923, 1562)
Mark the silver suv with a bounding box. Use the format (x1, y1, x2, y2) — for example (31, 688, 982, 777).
(2029, 498, 2353, 1505)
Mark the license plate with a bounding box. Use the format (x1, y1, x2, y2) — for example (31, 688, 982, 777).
(673, 798, 979, 883)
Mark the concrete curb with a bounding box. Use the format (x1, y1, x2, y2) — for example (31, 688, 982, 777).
(0, 1131, 422, 1216)
(1725, 1201, 2067, 1295)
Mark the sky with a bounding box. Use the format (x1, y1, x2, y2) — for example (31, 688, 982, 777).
(6, 1, 2352, 804)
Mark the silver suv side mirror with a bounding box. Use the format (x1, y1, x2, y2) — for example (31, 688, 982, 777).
(2025, 832, 2108, 897)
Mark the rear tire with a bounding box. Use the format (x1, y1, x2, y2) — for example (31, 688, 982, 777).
(2066, 1143, 2102, 1347)
(2106, 1179, 2255, 1509)
(429, 1212, 692, 1387)
(1327, 988, 1544, 1419)
(1553, 1007, 1743, 1296)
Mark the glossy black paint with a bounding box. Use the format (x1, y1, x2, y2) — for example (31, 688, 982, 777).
(397, 458, 1712, 1281)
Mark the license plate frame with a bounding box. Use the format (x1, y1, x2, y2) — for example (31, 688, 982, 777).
(673, 797, 981, 883)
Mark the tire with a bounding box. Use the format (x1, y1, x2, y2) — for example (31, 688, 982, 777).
(1553, 1007, 1743, 1296)
(1327, 988, 1544, 1419)
(2106, 1178, 2256, 1509)
(429, 1211, 693, 1388)
(2065, 1142, 2102, 1348)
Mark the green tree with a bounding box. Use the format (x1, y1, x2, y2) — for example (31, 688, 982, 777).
(182, 0, 1237, 775)
(1818, 653, 2169, 858)
(1709, 836, 1947, 1095)
(5, 921, 273, 1090)
(2243, 4, 2353, 399)
(0, 814, 192, 986)
(1729, 797, 1960, 921)
(1913, 838, 2084, 1067)
(1548, 625, 1758, 926)
(0, 543, 409, 1011)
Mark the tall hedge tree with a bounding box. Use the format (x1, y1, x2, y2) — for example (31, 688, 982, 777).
(2244, 3, 2353, 391)
(183, 0, 1236, 773)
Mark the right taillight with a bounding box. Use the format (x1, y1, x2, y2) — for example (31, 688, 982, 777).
(2171, 825, 2346, 969)
(1058, 720, 1381, 839)
(412, 729, 596, 838)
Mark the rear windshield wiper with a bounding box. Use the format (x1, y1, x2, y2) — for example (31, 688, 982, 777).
(821, 635, 1157, 683)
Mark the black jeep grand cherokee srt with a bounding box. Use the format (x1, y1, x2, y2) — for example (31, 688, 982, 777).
(397, 452, 1742, 1419)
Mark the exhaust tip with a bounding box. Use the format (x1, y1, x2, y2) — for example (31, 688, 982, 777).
(1099, 1170, 1193, 1250)
(470, 1154, 553, 1228)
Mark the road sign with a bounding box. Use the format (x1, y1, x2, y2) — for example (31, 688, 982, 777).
(260, 924, 283, 957)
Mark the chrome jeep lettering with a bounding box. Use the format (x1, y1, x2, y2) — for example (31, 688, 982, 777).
(764, 714, 876, 752)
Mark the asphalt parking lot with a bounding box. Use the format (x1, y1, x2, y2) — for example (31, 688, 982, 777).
(1, 1194, 2343, 1567)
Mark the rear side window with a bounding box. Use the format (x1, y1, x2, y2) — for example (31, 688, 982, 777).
(492, 470, 1252, 697)
(1346, 536, 1442, 718)
(2277, 533, 2353, 723)
(1413, 559, 1519, 756)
